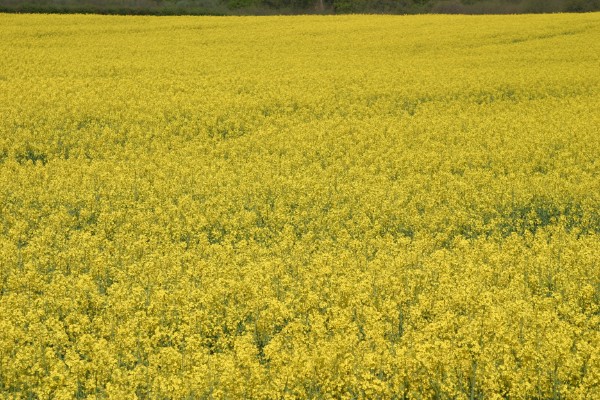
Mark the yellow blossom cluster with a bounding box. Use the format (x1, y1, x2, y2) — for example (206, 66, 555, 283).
(1, 12, 599, 399)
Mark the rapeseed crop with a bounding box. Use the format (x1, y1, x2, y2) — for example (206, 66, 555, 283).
(0, 12, 599, 399)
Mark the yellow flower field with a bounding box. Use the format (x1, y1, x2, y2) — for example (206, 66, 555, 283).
(0, 12, 599, 399)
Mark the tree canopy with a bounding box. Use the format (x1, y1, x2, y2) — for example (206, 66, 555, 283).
(1, 0, 599, 15)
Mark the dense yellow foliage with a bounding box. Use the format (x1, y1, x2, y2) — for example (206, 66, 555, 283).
(1, 12, 600, 399)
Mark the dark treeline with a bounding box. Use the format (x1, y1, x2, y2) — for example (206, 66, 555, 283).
(0, 0, 599, 15)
